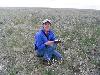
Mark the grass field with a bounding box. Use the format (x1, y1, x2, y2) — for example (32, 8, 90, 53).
(0, 7, 100, 75)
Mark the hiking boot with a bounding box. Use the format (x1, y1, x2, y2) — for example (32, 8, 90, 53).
(42, 59, 52, 66)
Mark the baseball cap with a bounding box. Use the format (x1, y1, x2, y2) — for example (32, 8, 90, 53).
(42, 19, 51, 24)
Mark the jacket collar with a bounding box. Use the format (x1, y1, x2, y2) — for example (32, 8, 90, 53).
(41, 27, 51, 34)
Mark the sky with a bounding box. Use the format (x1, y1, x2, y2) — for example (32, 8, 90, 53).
(0, 0, 100, 10)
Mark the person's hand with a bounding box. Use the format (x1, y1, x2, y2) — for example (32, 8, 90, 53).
(44, 41, 54, 45)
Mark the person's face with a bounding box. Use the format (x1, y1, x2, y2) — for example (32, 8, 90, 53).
(43, 22, 51, 32)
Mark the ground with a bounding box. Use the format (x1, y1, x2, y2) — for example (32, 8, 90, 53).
(0, 8, 100, 75)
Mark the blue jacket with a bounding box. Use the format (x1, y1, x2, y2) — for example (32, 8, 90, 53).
(34, 28, 56, 51)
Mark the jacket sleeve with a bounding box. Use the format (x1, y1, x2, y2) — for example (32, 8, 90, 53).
(35, 33, 47, 50)
(50, 31, 56, 41)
